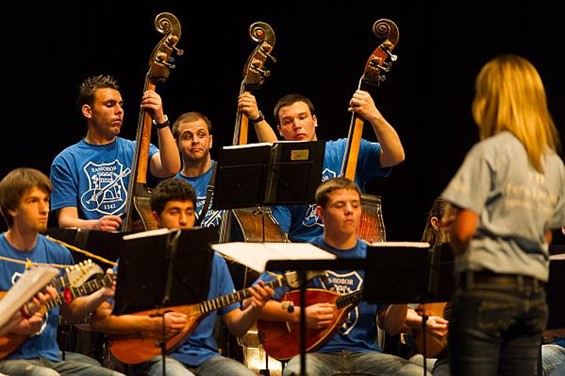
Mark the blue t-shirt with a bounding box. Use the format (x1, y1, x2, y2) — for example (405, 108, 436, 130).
(176, 161, 224, 228)
(0, 233, 74, 361)
(272, 138, 389, 242)
(50, 137, 159, 219)
(170, 252, 239, 366)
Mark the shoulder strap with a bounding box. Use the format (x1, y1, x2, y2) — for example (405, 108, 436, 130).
(195, 161, 217, 227)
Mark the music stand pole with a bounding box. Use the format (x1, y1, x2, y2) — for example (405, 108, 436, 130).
(299, 270, 307, 376)
(158, 229, 182, 376)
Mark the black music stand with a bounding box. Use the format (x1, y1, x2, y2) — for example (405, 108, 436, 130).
(365, 242, 454, 376)
(44, 228, 125, 269)
(113, 227, 215, 376)
(213, 141, 325, 210)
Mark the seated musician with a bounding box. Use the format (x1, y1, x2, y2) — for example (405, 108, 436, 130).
(254, 177, 428, 376)
(90, 177, 275, 376)
(402, 196, 451, 375)
(0, 168, 120, 376)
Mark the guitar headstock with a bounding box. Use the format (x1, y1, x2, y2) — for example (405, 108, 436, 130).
(241, 21, 277, 92)
(359, 18, 399, 89)
(147, 12, 184, 83)
(282, 270, 328, 290)
(63, 260, 104, 288)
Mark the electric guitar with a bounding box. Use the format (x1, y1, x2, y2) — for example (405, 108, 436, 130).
(257, 288, 363, 361)
(0, 271, 113, 359)
(108, 270, 326, 365)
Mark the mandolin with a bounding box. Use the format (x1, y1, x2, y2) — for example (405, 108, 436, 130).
(218, 21, 287, 245)
(107, 270, 326, 365)
(122, 12, 183, 232)
(340, 19, 399, 243)
(412, 302, 449, 358)
(0, 268, 113, 359)
(257, 288, 364, 361)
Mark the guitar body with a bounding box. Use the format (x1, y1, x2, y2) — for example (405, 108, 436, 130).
(257, 289, 353, 361)
(0, 332, 26, 360)
(108, 304, 202, 365)
(413, 302, 448, 358)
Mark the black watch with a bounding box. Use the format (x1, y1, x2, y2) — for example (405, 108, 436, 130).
(152, 115, 170, 129)
(250, 111, 264, 125)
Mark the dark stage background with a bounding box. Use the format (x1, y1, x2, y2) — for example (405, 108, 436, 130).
(1, 2, 564, 243)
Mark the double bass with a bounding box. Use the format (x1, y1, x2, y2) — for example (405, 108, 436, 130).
(122, 12, 184, 232)
(218, 21, 288, 244)
(340, 19, 399, 243)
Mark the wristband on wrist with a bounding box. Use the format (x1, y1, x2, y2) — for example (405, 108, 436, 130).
(249, 111, 264, 125)
(152, 114, 170, 129)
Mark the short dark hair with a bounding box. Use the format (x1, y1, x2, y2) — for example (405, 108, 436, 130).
(315, 177, 360, 209)
(0, 168, 53, 227)
(171, 111, 213, 139)
(150, 178, 197, 216)
(273, 93, 316, 125)
(76, 74, 120, 108)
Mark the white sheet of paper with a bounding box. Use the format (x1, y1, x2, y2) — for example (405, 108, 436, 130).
(368, 241, 430, 248)
(212, 242, 336, 272)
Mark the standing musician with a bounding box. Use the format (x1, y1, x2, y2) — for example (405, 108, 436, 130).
(90, 178, 275, 376)
(0, 168, 120, 376)
(50, 74, 181, 232)
(49, 74, 180, 365)
(172, 112, 224, 229)
(255, 177, 427, 375)
(238, 91, 405, 242)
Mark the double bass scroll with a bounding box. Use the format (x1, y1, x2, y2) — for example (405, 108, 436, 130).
(123, 12, 184, 232)
(233, 21, 277, 146)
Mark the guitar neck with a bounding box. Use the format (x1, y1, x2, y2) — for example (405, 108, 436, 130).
(199, 277, 285, 314)
(45, 274, 113, 311)
(335, 289, 363, 309)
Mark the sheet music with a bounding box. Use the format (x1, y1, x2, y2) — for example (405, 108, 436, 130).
(0, 266, 60, 329)
(368, 241, 430, 248)
(212, 242, 336, 272)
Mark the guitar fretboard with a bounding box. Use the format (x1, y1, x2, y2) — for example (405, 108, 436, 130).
(199, 277, 285, 314)
(46, 274, 114, 311)
(335, 289, 363, 309)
